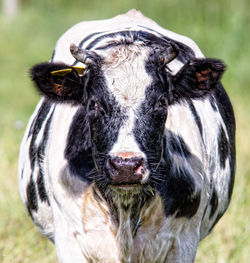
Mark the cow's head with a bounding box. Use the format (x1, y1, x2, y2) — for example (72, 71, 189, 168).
(31, 38, 225, 203)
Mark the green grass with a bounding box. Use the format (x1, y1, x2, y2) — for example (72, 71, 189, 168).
(0, 0, 249, 262)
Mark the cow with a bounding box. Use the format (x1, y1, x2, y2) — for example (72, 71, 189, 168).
(18, 10, 236, 263)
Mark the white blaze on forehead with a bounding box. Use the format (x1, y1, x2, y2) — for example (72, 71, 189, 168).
(100, 45, 151, 159)
(101, 45, 152, 108)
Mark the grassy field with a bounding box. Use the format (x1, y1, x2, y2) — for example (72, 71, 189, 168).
(0, 0, 249, 262)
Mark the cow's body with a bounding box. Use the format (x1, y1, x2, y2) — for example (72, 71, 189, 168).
(19, 10, 235, 263)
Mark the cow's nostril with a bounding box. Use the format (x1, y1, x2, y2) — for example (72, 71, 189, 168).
(134, 158, 144, 173)
(106, 156, 145, 184)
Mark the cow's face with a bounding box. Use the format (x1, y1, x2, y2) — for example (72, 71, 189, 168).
(85, 46, 170, 195)
(31, 41, 225, 200)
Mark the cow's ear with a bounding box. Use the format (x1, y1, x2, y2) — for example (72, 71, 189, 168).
(168, 58, 226, 104)
(30, 62, 86, 103)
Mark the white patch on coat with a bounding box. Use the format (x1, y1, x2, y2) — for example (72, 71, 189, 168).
(18, 98, 44, 204)
(192, 98, 232, 238)
(78, 187, 201, 263)
(165, 98, 233, 239)
(78, 185, 119, 263)
(18, 98, 55, 240)
(166, 100, 204, 159)
(44, 103, 97, 261)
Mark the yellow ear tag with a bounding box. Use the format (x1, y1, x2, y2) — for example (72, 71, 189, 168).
(72, 66, 86, 76)
(51, 68, 73, 77)
(51, 66, 86, 77)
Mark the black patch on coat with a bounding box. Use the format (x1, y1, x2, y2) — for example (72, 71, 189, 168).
(95, 42, 125, 51)
(36, 171, 49, 204)
(65, 108, 94, 183)
(131, 52, 200, 219)
(155, 164, 201, 218)
(133, 91, 167, 162)
(67, 149, 94, 183)
(26, 179, 38, 217)
(133, 51, 169, 160)
(84, 30, 151, 50)
(209, 187, 218, 219)
(86, 70, 127, 153)
(91, 96, 128, 194)
(213, 83, 236, 201)
(36, 108, 55, 204)
(168, 134, 191, 158)
(83, 29, 194, 64)
(79, 32, 105, 48)
(65, 108, 91, 160)
(209, 95, 217, 111)
(162, 136, 167, 160)
(218, 125, 229, 169)
(29, 100, 53, 170)
(188, 100, 203, 136)
(27, 117, 36, 139)
(133, 82, 200, 218)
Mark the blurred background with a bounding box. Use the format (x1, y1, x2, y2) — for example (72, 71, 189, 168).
(0, 0, 249, 262)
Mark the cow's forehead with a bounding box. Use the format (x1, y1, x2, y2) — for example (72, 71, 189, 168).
(75, 29, 199, 109)
(101, 45, 152, 108)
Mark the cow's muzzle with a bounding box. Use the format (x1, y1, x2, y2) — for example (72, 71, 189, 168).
(105, 156, 147, 186)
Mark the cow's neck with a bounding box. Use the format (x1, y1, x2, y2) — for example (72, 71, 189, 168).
(95, 185, 152, 262)
(115, 196, 146, 261)
(110, 195, 144, 231)
(83, 185, 166, 262)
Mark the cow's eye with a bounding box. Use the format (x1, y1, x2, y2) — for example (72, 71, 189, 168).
(88, 97, 106, 116)
(88, 99, 98, 112)
(154, 95, 168, 112)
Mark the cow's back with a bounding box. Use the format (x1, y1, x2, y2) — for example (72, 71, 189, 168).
(52, 9, 204, 65)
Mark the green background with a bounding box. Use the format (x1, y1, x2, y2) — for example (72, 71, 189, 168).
(0, 0, 249, 262)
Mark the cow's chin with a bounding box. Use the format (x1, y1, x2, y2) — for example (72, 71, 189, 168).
(106, 182, 155, 206)
(110, 183, 143, 195)
(107, 184, 143, 206)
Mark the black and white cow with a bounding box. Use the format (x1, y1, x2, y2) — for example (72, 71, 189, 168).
(19, 10, 235, 263)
